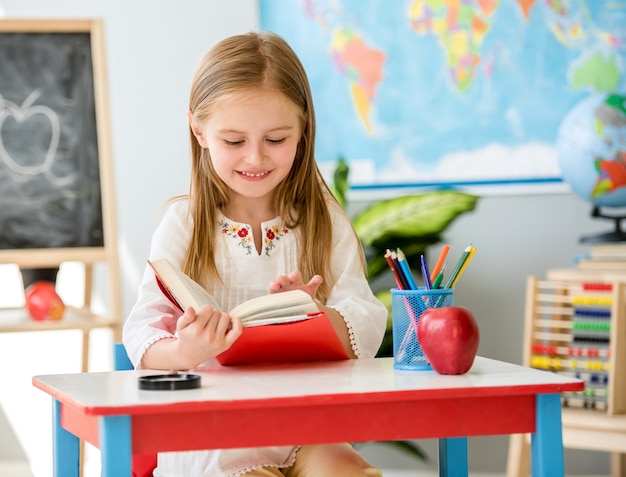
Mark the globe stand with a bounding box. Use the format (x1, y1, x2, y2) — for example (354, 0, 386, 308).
(580, 206, 626, 244)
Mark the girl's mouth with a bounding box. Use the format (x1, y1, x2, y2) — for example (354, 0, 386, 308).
(239, 170, 269, 178)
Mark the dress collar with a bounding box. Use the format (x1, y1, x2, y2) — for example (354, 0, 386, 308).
(218, 213, 290, 257)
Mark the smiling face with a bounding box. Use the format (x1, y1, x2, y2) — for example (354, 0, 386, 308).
(189, 88, 303, 211)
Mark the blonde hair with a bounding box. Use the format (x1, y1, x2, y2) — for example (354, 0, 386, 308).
(184, 31, 363, 300)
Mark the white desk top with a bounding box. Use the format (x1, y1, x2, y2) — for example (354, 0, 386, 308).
(33, 357, 583, 416)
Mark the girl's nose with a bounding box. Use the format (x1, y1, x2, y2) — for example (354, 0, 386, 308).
(246, 142, 266, 164)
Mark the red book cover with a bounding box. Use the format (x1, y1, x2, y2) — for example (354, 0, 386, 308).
(147, 259, 348, 366)
(216, 312, 350, 366)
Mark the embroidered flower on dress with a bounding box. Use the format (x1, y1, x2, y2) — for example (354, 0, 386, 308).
(220, 220, 254, 255)
(219, 220, 289, 256)
(263, 224, 288, 256)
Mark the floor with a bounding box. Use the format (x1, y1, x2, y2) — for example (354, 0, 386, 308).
(0, 462, 610, 477)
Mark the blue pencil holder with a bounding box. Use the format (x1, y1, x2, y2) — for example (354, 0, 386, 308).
(391, 287, 454, 370)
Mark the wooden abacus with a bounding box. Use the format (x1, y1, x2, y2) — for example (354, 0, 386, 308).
(523, 277, 625, 413)
(507, 274, 626, 477)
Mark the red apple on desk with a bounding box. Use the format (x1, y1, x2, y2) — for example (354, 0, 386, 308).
(417, 306, 479, 375)
(25, 281, 65, 321)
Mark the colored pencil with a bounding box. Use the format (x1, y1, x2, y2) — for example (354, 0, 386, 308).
(431, 266, 445, 289)
(431, 244, 449, 278)
(385, 249, 405, 289)
(444, 244, 473, 289)
(396, 248, 417, 290)
(450, 245, 476, 288)
(420, 254, 432, 289)
(391, 250, 410, 290)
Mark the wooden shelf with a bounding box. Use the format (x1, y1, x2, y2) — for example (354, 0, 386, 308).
(0, 248, 108, 268)
(0, 306, 119, 333)
(562, 408, 626, 452)
(561, 407, 626, 432)
(548, 268, 626, 282)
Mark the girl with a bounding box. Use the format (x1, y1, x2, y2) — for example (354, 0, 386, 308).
(123, 31, 387, 477)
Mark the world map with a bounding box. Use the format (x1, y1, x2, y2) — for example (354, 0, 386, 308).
(259, 0, 626, 191)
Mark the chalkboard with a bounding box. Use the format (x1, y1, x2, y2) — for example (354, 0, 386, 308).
(0, 21, 106, 250)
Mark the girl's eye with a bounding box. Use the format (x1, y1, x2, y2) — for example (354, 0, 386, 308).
(222, 137, 286, 146)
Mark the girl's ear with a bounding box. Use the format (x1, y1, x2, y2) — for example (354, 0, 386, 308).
(188, 111, 209, 148)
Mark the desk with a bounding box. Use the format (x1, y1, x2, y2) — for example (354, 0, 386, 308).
(33, 356, 583, 477)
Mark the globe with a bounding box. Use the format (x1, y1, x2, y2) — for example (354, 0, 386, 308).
(557, 93, 626, 242)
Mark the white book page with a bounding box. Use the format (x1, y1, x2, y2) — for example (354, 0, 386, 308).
(239, 302, 319, 323)
(176, 272, 220, 310)
(150, 258, 219, 310)
(230, 289, 316, 320)
(242, 314, 314, 327)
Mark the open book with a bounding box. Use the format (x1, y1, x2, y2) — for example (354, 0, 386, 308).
(148, 258, 319, 324)
(147, 258, 349, 365)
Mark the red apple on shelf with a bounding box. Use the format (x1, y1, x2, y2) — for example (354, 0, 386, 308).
(25, 281, 66, 321)
(417, 306, 479, 375)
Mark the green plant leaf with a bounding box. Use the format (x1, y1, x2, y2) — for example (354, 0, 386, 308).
(352, 439, 429, 462)
(375, 289, 393, 357)
(365, 253, 393, 280)
(353, 191, 478, 248)
(378, 440, 430, 462)
(330, 156, 349, 208)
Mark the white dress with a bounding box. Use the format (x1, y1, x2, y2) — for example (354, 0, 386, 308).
(123, 198, 388, 477)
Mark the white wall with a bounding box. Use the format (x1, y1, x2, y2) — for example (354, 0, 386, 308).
(0, 1, 258, 476)
(0, 0, 614, 475)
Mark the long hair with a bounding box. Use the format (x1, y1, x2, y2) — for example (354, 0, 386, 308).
(184, 31, 363, 300)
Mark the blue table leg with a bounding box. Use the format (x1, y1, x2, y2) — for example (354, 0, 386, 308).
(52, 399, 79, 477)
(531, 393, 565, 477)
(99, 415, 132, 477)
(438, 437, 469, 477)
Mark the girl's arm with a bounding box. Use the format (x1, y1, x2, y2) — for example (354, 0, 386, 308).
(316, 302, 357, 358)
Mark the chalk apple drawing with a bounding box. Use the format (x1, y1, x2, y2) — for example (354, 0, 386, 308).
(0, 90, 61, 183)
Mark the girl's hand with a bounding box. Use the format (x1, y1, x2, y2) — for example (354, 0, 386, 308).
(174, 306, 242, 367)
(268, 270, 323, 300)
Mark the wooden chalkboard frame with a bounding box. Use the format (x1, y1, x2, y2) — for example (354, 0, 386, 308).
(0, 19, 122, 357)
(0, 19, 117, 268)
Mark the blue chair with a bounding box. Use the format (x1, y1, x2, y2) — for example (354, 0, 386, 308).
(112, 342, 157, 477)
(113, 342, 133, 370)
